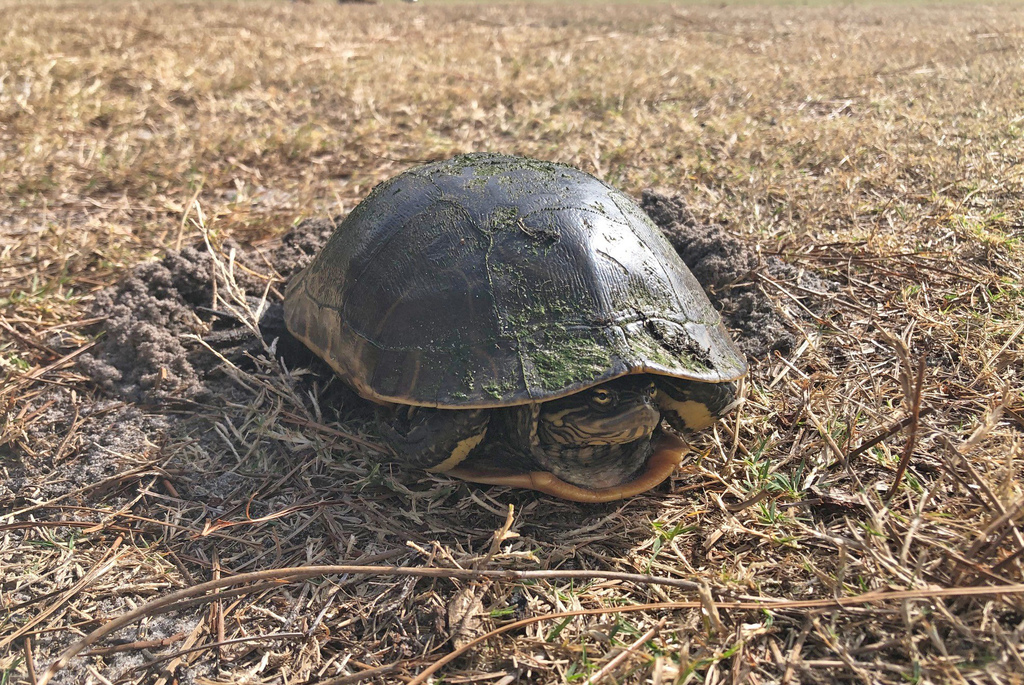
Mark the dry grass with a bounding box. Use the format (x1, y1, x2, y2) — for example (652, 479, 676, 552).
(2, 1, 1024, 683)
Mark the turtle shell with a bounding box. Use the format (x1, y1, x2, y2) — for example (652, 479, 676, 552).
(284, 153, 747, 408)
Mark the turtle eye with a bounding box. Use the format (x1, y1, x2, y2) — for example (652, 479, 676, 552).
(589, 388, 615, 408)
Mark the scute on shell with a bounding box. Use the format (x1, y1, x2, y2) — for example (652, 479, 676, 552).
(284, 153, 747, 408)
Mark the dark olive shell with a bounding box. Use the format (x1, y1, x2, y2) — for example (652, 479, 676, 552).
(284, 153, 747, 408)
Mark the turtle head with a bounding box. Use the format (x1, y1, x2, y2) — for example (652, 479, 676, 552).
(537, 376, 660, 447)
(526, 376, 662, 489)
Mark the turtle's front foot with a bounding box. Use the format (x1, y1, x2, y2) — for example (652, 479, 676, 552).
(376, 406, 490, 472)
(654, 378, 737, 433)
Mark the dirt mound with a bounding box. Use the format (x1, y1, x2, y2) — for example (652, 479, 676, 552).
(270, 216, 338, 280)
(641, 190, 796, 359)
(76, 247, 214, 403)
(76, 218, 337, 404)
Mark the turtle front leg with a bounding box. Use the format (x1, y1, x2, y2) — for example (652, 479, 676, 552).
(653, 377, 737, 432)
(376, 405, 490, 472)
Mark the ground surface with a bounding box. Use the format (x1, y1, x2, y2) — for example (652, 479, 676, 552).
(2, 1, 1024, 684)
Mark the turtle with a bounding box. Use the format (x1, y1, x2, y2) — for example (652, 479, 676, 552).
(283, 153, 747, 501)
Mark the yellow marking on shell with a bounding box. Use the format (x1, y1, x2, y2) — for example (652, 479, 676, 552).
(406, 357, 422, 395)
(426, 429, 488, 473)
(374, 295, 407, 340)
(656, 395, 715, 431)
